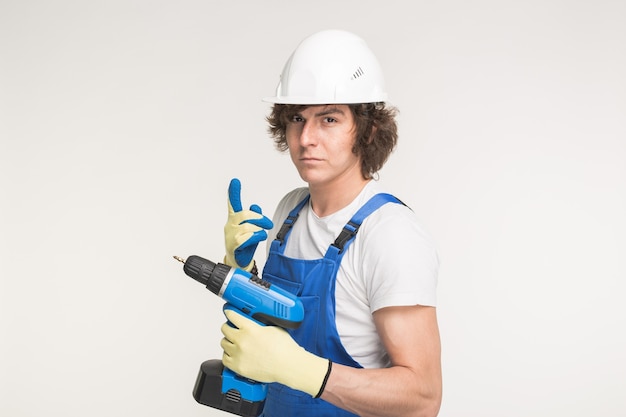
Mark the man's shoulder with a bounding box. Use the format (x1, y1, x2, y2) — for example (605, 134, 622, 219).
(358, 183, 416, 222)
(359, 192, 437, 252)
(276, 187, 310, 212)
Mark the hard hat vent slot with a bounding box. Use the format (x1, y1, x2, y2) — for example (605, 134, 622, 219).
(351, 67, 364, 80)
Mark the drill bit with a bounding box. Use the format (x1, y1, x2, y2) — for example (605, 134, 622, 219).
(173, 255, 186, 264)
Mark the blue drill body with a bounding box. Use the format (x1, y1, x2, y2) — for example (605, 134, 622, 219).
(177, 255, 304, 417)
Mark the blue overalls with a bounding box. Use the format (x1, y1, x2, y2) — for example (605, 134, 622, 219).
(260, 192, 403, 417)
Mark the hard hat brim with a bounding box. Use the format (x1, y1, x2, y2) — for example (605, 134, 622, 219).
(262, 94, 388, 105)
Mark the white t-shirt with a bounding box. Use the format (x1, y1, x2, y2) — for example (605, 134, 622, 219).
(265, 180, 439, 369)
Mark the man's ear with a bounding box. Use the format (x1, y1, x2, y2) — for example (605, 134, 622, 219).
(367, 125, 378, 144)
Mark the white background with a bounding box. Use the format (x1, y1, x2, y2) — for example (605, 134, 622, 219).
(1, 1, 625, 416)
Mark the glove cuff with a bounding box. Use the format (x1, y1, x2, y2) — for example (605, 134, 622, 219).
(283, 349, 331, 397)
(314, 360, 333, 398)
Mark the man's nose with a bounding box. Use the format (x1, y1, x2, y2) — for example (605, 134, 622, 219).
(299, 121, 318, 146)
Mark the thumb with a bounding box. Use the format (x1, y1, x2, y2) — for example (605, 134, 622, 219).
(224, 308, 252, 329)
(246, 204, 274, 230)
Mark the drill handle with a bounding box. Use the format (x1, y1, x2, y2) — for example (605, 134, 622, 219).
(222, 303, 302, 329)
(223, 304, 266, 327)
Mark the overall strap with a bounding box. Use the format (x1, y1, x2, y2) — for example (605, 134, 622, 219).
(325, 193, 404, 260)
(273, 194, 310, 246)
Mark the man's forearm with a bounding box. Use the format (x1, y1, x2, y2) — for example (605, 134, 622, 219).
(320, 363, 442, 417)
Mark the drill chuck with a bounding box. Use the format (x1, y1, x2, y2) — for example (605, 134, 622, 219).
(181, 255, 232, 296)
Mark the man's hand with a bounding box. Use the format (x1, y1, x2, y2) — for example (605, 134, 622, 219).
(220, 309, 330, 397)
(224, 178, 273, 271)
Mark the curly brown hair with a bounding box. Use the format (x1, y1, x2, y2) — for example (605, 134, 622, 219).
(266, 103, 399, 179)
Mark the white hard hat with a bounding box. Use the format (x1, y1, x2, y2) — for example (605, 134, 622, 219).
(263, 30, 387, 105)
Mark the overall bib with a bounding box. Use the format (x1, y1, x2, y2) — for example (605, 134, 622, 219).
(260, 192, 402, 417)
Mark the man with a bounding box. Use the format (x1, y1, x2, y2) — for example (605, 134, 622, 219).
(221, 29, 441, 417)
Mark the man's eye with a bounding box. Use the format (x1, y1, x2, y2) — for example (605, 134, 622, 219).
(291, 115, 304, 122)
(324, 117, 337, 123)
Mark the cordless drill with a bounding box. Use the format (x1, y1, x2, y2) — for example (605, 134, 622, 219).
(174, 255, 304, 417)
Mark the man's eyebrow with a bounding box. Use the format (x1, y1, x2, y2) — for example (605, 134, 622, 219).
(314, 106, 346, 117)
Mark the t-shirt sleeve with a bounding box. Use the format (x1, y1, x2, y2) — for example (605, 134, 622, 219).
(360, 203, 440, 312)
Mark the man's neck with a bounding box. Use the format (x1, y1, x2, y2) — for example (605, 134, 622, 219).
(308, 176, 370, 218)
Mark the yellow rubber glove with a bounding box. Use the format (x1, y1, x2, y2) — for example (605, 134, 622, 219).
(221, 309, 332, 398)
(224, 178, 273, 272)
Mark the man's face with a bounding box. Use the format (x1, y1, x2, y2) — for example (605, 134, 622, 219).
(285, 104, 362, 188)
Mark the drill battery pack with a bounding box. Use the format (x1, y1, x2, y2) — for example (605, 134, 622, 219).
(193, 359, 266, 417)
